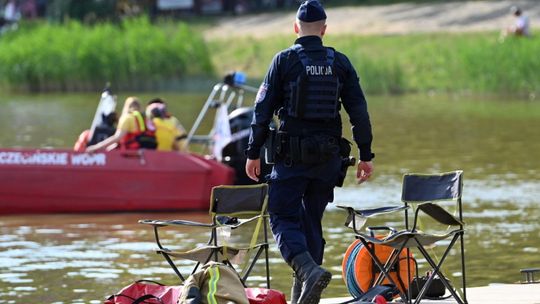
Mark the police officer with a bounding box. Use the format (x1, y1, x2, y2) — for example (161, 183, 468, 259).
(245, 1, 374, 303)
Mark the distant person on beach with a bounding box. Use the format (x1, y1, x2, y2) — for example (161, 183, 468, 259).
(2, 0, 19, 22)
(0, 0, 20, 33)
(146, 98, 188, 152)
(505, 6, 531, 38)
(86, 97, 157, 152)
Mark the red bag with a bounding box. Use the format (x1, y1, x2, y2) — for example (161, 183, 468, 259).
(104, 280, 182, 304)
(245, 288, 287, 304)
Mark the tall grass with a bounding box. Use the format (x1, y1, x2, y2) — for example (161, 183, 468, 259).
(2, 20, 539, 96)
(209, 32, 540, 96)
(0, 18, 213, 92)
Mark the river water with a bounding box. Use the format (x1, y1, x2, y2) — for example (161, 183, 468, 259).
(0, 91, 539, 303)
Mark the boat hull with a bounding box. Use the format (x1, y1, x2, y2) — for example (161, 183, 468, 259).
(0, 149, 235, 214)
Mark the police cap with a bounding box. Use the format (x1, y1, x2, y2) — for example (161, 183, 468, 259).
(296, 0, 327, 23)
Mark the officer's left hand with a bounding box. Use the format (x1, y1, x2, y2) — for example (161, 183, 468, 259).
(245, 158, 261, 182)
(357, 161, 374, 184)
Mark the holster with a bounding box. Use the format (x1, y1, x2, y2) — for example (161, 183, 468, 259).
(336, 138, 355, 187)
(274, 131, 291, 165)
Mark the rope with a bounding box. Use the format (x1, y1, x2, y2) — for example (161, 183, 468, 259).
(343, 240, 365, 298)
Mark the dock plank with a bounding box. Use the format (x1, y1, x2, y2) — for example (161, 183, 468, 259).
(319, 283, 540, 304)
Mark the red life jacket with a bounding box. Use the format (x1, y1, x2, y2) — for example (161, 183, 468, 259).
(121, 111, 157, 150)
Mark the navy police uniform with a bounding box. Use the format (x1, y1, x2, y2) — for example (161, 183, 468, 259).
(246, 1, 373, 267)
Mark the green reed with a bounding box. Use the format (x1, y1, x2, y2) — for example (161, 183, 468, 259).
(0, 18, 213, 92)
(209, 32, 540, 96)
(2, 19, 538, 97)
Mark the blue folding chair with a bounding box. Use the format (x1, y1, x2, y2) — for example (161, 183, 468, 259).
(339, 171, 467, 303)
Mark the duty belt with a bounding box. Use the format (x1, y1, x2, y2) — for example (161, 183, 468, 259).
(275, 132, 339, 167)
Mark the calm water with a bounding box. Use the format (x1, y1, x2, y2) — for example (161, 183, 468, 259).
(0, 92, 539, 303)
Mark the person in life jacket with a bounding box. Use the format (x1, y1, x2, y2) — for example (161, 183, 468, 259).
(86, 96, 157, 152)
(73, 112, 118, 152)
(145, 98, 188, 152)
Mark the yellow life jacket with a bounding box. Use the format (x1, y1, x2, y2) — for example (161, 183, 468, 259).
(153, 117, 181, 151)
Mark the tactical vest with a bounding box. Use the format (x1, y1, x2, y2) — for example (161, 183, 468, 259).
(285, 44, 341, 121)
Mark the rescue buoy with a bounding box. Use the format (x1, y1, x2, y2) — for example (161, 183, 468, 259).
(342, 239, 415, 298)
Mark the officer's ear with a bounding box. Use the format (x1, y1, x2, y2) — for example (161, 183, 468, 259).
(320, 24, 327, 37)
(294, 21, 300, 34)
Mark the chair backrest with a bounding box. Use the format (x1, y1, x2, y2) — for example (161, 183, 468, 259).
(209, 184, 270, 286)
(210, 184, 268, 217)
(401, 171, 464, 231)
(401, 171, 463, 203)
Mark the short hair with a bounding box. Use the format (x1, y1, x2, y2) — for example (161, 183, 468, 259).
(147, 97, 165, 105)
(296, 19, 326, 32)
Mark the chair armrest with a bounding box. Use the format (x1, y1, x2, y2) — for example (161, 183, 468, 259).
(336, 205, 408, 217)
(138, 219, 216, 228)
(337, 205, 367, 234)
(139, 219, 216, 251)
(227, 215, 265, 229)
(337, 205, 408, 234)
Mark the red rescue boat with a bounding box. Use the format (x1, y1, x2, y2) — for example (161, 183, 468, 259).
(0, 149, 234, 214)
(0, 74, 266, 215)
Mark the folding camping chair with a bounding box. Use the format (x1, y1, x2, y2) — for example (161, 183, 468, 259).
(338, 170, 467, 304)
(139, 184, 271, 288)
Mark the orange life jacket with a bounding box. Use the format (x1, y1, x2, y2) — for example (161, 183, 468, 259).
(121, 111, 157, 150)
(73, 130, 91, 152)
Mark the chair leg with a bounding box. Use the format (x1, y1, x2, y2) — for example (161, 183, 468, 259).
(161, 252, 186, 282)
(264, 244, 271, 289)
(414, 235, 465, 304)
(405, 248, 414, 302)
(459, 232, 468, 303)
(372, 248, 401, 287)
(358, 238, 410, 303)
(264, 219, 271, 289)
(241, 247, 265, 285)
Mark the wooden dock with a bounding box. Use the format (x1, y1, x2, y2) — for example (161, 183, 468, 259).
(320, 283, 540, 304)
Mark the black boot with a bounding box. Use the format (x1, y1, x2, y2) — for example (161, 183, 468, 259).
(290, 252, 332, 304)
(290, 273, 302, 304)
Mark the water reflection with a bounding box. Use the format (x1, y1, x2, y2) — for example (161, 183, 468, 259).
(0, 93, 539, 302)
(1, 176, 539, 303)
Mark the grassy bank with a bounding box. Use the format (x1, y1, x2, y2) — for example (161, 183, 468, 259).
(209, 32, 540, 96)
(1, 19, 538, 96)
(0, 18, 213, 92)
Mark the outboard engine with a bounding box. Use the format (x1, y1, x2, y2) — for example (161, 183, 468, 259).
(221, 107, 272, 185)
